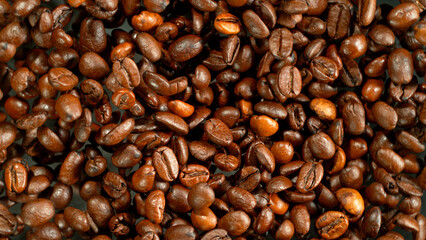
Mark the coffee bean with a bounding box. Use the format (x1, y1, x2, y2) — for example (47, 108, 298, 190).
(278, 66, 302, 98)
(316, 211, 349, 239)
(153, 146, 179, 182)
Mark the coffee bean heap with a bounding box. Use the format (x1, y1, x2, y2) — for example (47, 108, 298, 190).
(0, 0, 425, 239)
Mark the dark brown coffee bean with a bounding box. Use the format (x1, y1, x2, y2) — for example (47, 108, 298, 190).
(204, 118, 233, 146)
(388, 48, 414, 85)
(278, 66, 302, 98)
(290, 204, 310, 235)
(342, 100, 365, 135)
(153, 112, 189, 135)
(296, 162, 324, 193)
(269, 28, 293, 59)
(266, 176, 293, 193)
(103, 172, 127, 199)
(79, 17, 107, 53)
(217, 211, 251, 236)
(243, 10, 270, 39)
(327, 3, 351, 40)
(64, 206, 90, 232)
(188, 182, 215, 210)
(0, 203, 18, 236)
(358, 0, 376, 26)
(168, 34, 203, 62)
(21, 199, 55, 227)
(387, 3, 420, 30)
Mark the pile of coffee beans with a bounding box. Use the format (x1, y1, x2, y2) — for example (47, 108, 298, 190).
(0, 0, 425, 239)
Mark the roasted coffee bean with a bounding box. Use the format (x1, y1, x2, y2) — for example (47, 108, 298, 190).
(188, 183, 215, 210)
(204, 118, 233, 146)
(296, 162, 324, 193)
(217, 211, 251, 236)
(316, 211, 349, 239)
(21, 199, 55, 227)
(1, 1, 425, 239)
(290, 204, 310, 235)
(214, 13, 242, 35)
(269, 28, 293, 59)
(387, 3, 420, 30)
(336, 188, 364, 216)
(168, 34, 203, 62)
(153, 146, 179, 182)
(243, 10, 270, 39)
(278, 66, 302, 98)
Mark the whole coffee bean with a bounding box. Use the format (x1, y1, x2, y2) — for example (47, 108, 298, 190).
(132, 165, 155, 193)
(58, 151, 84, 185)
(217, 211, 251, 236)
(266, 176, 293, 193)
(64, 207, 90, 232)
(188, 183, 215, 210)
(290, 204, 310, 235)
(21, 199, 55, 227)
(145, 190, 165, 224)
(335, 188, 364, 216)
(153, 112, 189, 135)
(388, 48, 414, 85)
(87, 196, 114, 229)
(132, 11, 163, 32)
(250, 115, 279, 137)
(327, 3, 351, 40)
(310, 56, 339, 83)
(189, 141, 217, 162)
(269, 28, 293, 59)
(79, 17, 107, 53)
(342, 100, 365, 135)
(309, 98, 337, 121)
(296, 162, 324, 193)
(375, 148, 405, 174)
(204, 118, 233, 146)
(214, 13, 242, 35)
(316, 211, 349, 239)
(226, 186, 256, 213)
(136, 32, 162, 62)
(55, 94, 82, 123)
(387, 3, 420, 30)
(371, 101, 398, 130)
(103, 172, 127, 199)
(79, 52, 110, 80)
(166, 184, 192, 213)
(164, 224, 198, 240)
(278, 65, 302, 98)
(168, 34, 203, 62)
(358, 0, 376, 26)
(340, 56, 363, 87)
(179, 164, 210, 188)
(243, 10, 270, 39)
(275, 219, 294, 240)
(340, 34, 368, 59)
(253, 207, 274, 234)
(153, 146, 179, 182)
(191, 207, 217, 231)
(5, 162, 27, 194)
